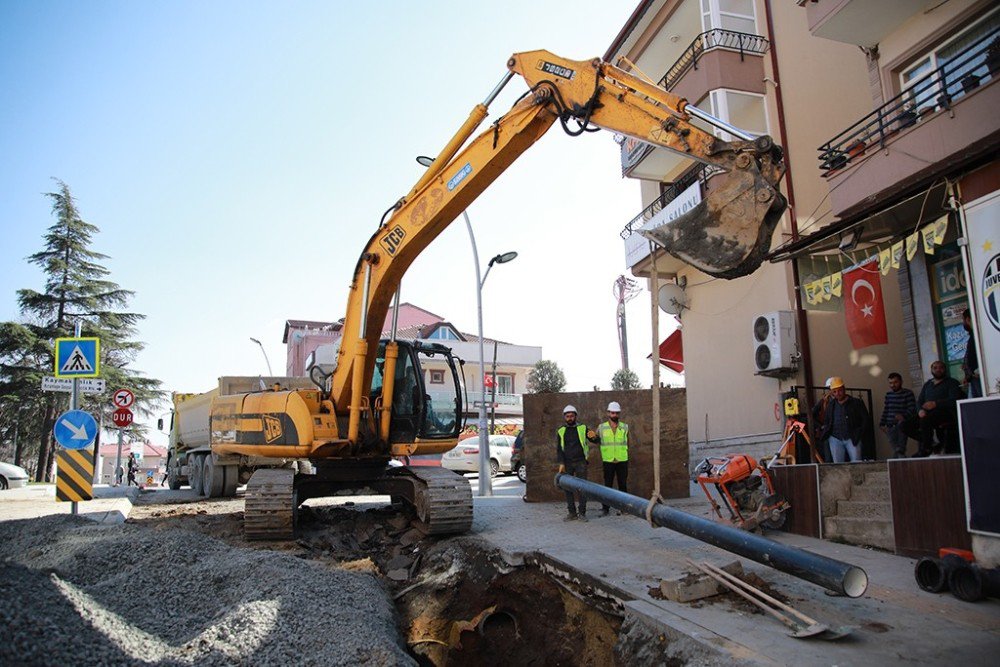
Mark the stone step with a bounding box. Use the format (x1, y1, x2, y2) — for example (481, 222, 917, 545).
(835, 499, 892, 520)
(824, 516, 895, 551)
(850, 484, 891, 503)
(863, 470, 889, 486)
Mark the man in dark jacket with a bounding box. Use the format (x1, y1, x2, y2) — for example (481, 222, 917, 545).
(556, 404, 600, 522)
(902, 360, 965, 456)
(820, 377, 869, 463)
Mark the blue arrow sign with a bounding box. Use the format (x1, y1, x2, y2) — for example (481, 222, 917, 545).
(54, 337, 101, 378)
(53, 410, 99, 450)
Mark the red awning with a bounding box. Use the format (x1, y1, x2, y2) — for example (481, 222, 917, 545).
(658, 330, 683, 373)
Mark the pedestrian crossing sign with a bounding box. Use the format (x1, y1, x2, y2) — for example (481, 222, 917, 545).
(54, 337, 101, 378)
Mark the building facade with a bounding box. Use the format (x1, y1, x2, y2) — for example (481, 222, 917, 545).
(608, 0, 997, 465)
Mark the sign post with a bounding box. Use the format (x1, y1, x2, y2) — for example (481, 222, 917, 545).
(52, 324, 100, 513)
(111, 389, 135, 486)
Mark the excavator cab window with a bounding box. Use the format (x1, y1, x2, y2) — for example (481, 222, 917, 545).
(414, 344, 461, 440)
(374, 341, 461, 443)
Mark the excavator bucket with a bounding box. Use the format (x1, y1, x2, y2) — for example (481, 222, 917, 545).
(640, 152, 787, 280)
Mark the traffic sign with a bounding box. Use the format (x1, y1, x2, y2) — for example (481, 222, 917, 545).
(41, 377, 106, 394)
(112, 408, 134, 428)
(54, 337, 101, 378)
(56, 449, 94, 502)
(53, 410, 99, 449)
(112, 388, 135, 409)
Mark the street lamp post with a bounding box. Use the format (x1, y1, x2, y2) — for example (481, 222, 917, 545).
(249, 337, 273, 376)
(416, 155, 516, 496)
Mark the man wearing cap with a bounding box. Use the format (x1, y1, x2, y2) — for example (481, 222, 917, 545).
(819, 377, 869, 463)
(556, 405, 600, 522)
(597, 401, 630, 517)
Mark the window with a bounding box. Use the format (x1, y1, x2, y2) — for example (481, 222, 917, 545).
(427, 327, 460, 340)
(429, 370, 445, 384)
(494, 374, 514, 394)
(701, 0, 757, 37)
(697, 89, 769, 142)
(900, 9, 999, 112)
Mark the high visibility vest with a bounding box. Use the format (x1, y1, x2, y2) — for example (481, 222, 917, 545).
(558, 425, 589, 459)
(598, 421, 629, 462)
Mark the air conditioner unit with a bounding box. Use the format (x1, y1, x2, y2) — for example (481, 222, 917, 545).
(752, 311, 796, 376)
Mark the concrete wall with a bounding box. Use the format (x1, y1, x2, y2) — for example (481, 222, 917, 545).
(522, 388, 688, 503)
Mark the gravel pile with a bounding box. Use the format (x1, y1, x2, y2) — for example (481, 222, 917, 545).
(0, 515, 415, 666)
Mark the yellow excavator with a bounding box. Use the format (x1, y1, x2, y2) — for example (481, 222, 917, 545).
(179, 50, 787, 539)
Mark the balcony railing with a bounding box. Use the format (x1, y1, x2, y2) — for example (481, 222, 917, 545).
(620, 162, 722, 240)
(818, 25, 999, 174)
(659, 29, 770, 91)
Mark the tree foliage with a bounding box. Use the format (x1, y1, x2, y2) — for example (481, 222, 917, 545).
(0, 181, 165, 480)
(610, 368, 642, 391)
(527, 359, 566, 394)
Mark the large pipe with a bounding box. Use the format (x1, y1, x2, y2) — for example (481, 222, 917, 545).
(557, 474, 868, 598)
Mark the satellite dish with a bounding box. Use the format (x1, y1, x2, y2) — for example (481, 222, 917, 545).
(657, 283, 688, 315)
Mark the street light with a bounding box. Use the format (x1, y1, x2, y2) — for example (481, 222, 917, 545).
(416, 156, 517, 496)
(249, 337, 273, 376)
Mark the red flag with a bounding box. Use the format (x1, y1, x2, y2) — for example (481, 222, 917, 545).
(843, 260, 888, 349)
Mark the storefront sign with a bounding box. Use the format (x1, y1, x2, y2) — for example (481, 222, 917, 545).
(623, 182, 702, 269)
(964, 191, 1000, 396)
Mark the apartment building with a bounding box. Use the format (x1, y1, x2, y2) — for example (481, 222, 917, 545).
(608, 0, 998, 464)
(283, 303, 542, 425)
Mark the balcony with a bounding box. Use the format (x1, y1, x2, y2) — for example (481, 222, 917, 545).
(620, 28, 768, 181)
(818, 26, 1000, 218)
(805, 0, 939, 47)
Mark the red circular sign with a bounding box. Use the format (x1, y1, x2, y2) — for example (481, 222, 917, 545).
(112, 408, 134, 428)
(113, 388, 135, 408)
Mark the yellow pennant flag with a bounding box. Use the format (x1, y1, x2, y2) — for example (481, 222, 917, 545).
(922, 225, 936, 254)
(891, 241, 904, 268)
(879, 247, 891, 275)
(821, 274, 833, 300)
(933, 215, 948, 244)
(831, 271, 843, 297)
(906, 232, 919, 260)
(810, 279, 823, 304)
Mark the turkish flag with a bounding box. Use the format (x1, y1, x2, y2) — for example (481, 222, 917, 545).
(843, 260, 888, 349)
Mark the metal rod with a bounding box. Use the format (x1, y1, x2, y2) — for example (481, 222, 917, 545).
(686, 104, 755, 141)
(484, 71, 515, 107)
(556, 474, 868, 597)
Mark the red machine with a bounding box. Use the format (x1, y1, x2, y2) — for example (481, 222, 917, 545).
(694, 454, 790, 531)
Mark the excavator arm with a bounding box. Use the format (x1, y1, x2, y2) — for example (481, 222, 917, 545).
(332, 50, 787, 432)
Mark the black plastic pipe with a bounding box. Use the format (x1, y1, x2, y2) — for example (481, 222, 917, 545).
(556, 474, 868, 597)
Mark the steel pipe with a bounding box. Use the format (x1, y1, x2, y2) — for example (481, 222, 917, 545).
(556, 474, 868, 598)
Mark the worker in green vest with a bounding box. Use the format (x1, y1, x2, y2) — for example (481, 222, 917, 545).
(597, 401, 630, 516)
(556, 404, 599, 522)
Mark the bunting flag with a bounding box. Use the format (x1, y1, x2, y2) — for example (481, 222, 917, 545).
(891, 241, 903, 268)
(922, 226, 936, 254)
(804, 281, 817, 305)
(821, 274, 833, 301)
(831, 271, 843, 297)
(843, 259, 888, 349)
(879, 248, 891, 275)
(933, 215, 948, 244)
(906, 232, 919, 260)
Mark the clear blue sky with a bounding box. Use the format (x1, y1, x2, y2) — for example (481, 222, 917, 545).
(1, 1, 682, 443)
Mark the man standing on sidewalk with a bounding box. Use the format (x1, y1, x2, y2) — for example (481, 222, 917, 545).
(597, 401, 630, 516)
(556, 405, 599, 522)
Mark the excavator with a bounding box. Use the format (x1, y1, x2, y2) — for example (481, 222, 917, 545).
(190, 50, 787, 539)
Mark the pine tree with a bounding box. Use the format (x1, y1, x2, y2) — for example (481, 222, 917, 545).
(0, 181, 165, 481)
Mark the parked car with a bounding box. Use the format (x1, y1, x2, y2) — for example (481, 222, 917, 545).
(442, 434, 516, 477)
(510, 431, 526, 483)
(0, 461, 30, 490)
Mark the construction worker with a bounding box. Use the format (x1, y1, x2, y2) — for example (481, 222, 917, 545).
(597, 401, 630, 516)
(556, 405, 599, 522)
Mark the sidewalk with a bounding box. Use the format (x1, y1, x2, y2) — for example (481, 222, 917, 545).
(472, 488, 1000, 665)
(0, 484, 139, 525)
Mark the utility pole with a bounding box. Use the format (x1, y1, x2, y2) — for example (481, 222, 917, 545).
(614, 275, 641, 369)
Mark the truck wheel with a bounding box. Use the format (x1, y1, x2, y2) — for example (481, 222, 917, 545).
(222, 465, 239, 497)
(203, 457, 224, 498)
(188, 456, 203, 496)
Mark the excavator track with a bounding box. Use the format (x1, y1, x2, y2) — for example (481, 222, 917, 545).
(244, 468, 296, 541)
(400, 466, 473, 536)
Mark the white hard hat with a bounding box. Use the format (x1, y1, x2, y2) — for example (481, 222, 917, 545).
(824, 377, 834, 388)
(563, 405, 577, 414)
(607, 401, 622, 412)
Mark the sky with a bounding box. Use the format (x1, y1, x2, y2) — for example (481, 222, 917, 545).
(0, 1, 682, 446)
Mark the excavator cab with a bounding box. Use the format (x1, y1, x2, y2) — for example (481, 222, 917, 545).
(373, 340, 462, 444)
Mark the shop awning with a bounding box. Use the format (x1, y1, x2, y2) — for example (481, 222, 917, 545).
(658, 329, 684, 374)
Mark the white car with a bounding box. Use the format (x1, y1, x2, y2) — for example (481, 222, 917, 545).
(0, 461, 30, 490)
(442, 435, 516, 477)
